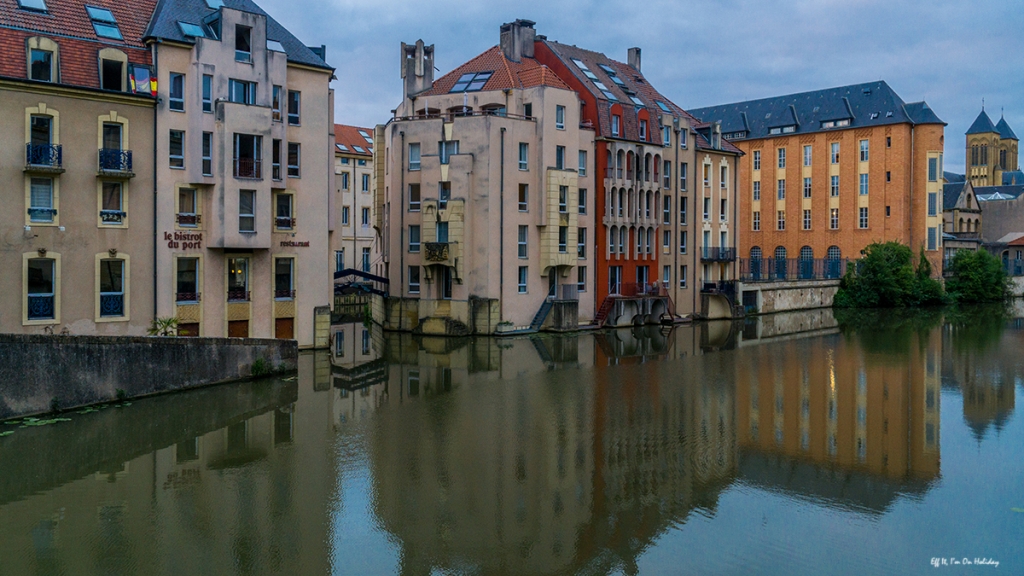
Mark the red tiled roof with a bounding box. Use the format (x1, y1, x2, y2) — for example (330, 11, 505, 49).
(423, 46, 569, 96)
(1006, 236, 1024, 247)
(334, 124, 373, 157)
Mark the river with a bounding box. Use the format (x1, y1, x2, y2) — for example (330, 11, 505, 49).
(0, 306, 1020, 575)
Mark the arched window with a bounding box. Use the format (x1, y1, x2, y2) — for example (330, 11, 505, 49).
(98, 48, 129, 92)
(617, 150, 625, 179)
(827, 246, 841, 260)
(751, 246, 762, 260)
(609, 226, 617, 252)
(646, 228, 653, 254)
(619, 227, 627, 253)
(749, 247, 763, 280)
(618, 189, 624, 217)
(800, 246, 813, 259)
(637, 226, 644, 255)
(626, 151, 634, 180)
(646, 191, 653, 218)
(799, 246, 814, 279)
(27, 37, 60, 83)
(644, 153, 652, 182)
(775, 246, 787, 260)
(959, 218, 964, 232)
(825, 246, 842, 278)
(774, 246, 788, 279)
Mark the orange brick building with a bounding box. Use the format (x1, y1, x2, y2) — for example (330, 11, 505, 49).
(690, 82, 946, 277)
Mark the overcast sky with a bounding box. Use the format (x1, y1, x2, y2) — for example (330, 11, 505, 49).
(263, 0, 1023, 173)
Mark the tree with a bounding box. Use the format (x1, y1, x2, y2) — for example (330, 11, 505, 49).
(834, 242, 946, 308)
(945, 250, 1010, 303)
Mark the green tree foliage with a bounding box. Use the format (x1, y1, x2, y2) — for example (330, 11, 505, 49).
(833, 242, 946, 308)
(945, 249, 1010, 303)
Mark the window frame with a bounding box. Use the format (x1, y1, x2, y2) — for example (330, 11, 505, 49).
(238, 189, 256, 233)
(287, 142, 300, 177)
(169, 73, 185, 112)
(169, 130, 185, 169)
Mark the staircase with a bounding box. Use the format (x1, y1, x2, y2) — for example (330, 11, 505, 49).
(529, 299, 553, 331)
(594, 297, 616, 327)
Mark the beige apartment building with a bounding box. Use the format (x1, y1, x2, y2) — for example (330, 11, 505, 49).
(145, 0, 334, 347)
(379, 25, 596, 335)
(0, 0, 157, 334)
(331, 124, 380, 276)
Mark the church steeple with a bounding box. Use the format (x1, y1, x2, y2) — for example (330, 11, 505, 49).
(966, 109, 997, 135)
(995, 115, 1018, 141)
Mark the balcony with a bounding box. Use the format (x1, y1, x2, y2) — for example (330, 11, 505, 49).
(740, 258, 849, 282)
(701, 280, 736, 298)
(27, 294, 55, 320)
(176, 213, 201, 227)
(25, 144, 63, 173)
(227, 289, 251, 302)
(99, 293, 124, 317)
(700, 247, 737, 262)
(274, 289, 295, 300)
(275, 216, 296, 230)
(234, 158, 262, 180)
(98, 148, 134, 178)
(175, 292, 201, 303)
(27, 207, 57, 222)
(100, 210, 126, 224)
(424, 242, 450, 263)
(617, 283, 666, 297)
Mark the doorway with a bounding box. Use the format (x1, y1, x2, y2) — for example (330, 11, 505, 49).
(275, 318, 294, 339)
(228, 320, 249, 338)
(440, 266, 453, 300)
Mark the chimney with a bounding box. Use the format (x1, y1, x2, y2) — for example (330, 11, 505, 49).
(627, 47, 641, 72)
(401, 40, 434, 99)
(499, 19, 536, 63)
(712, 121, 722, 150)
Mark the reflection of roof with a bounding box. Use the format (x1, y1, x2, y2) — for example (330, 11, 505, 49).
(967, 109, 997, 135)
(422, 45, 569, 96)
(975, 185, 1024, 202)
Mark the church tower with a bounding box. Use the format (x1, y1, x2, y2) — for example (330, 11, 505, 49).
(967, 108, 1018, 186)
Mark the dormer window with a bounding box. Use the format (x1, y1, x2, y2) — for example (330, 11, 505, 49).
(86, 6, 122, 41)
(178, 22, 207, 38)
(656, 101, 671, 113)
(29, 48, 53, 82)
(235, 25, 252, 62)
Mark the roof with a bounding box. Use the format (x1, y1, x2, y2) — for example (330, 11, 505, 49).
(1007, 236, 1024, 247)
(995, 232, 1024, 244)
(334, 124, 373, 157)
(943, 182, 966, 210)
(975, 185, 1024, 202)
(144, 0, 330, 70)
(944, 171, 966, 183)
(995, 116, 1018, 140)
(1002, 170, 1024, 185)
(687, 81, 945, 142)
(966, 110, 996, 135)
(422, 45, 569, 96)
(0, 0, 157, 50)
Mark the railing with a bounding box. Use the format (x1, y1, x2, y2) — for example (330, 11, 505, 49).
(701, 247, 737, 262)
(390, 110, 535, 123)
(27, 207, 57, 222)
(701, 280, 736, 299)
(617, 282, 666, 297)
(100, 210, 126, 224)
(424, 242, 450, 262)
(175, 292, 201, 303)
(99, 148, 132, 173)
(234, 157, 262, 179)
(26, 143, 62, 169)
(274, 289, 296, 299)
(27, 294, 55, 320)
(99, 293, 124, 317)
(176, 213, 201, 227)
(227, 289, 250, 302)
(1003, 259, 1024, 277)
(739, 258, 850, 282)
(276, 216, 296, 229)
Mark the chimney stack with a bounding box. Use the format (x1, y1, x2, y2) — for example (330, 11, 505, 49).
(401, 40, 434, 99)
(627, 47, 641, 72)
(499, 19, 536, 63)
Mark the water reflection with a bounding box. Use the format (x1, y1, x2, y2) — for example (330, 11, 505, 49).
(0, 308, 1021, 575)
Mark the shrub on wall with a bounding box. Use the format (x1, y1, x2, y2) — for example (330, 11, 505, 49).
(945, 249, 1010, 303)
(833, 242, 946, 308)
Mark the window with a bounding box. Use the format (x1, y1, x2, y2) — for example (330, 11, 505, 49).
(663, 160, 671, 187)
(859, 173, 869, 195)
(361, 173, 370, 192)
(803, 209, 811, 230)
(662, 230, 670, 251)
(361, 207, 369, 227)
(239, 190, 255, 232)
(169, 130, 184, 168)
(803, 145, 812, 166)
(830, 208, 839, 229)
(26, 177, 55, 223)
(517, 225, 528, 259)
(927, 227, 937, 251)
(830, 175, 839, 197)
(859, 140, 869, 162)
(777, 148, 786, 168)
(29, 48, 52, 82)
(639, 119, 647, 140)
(720, 198, 728, 221)
(361, 248, 371, 272)
(753, 181, 761, 201)
(518, 266, 528, 293)
(679, 265, 687, 288)
(752, 211, 760, 231)
(523, 102, 533, 118)
(334, 250, 345, 272)
(859, 207, 868, 229)
(408, 184, 420, 211)
(518, 143, 528, 170)
(753, 150, 761, 171)
(886, 171, 891, 183)
(777, 179, 786, 200)
(578, 150, 587, 176)
(275, 258, 294, 299)
(721, 165, 728, 189)
(272, 86, 282, 121)
(438, 182, 450, 210)
(176, 258, 199, 302)
(518, 184, 528, 211)
(679, 230, 687, 253)
(679, 129, 687, 148)
(578, 228, 586, 258)
(555, 105, 565, 129)
(559, 186, 568, 213)
(287, 143, 300, 177)
(703, 164, 710, 187)
(408, 143, 420, 171)
(679, 196, 687, 225)
(577, 266, 587, 292)
(99, 181, 124, 225)
(227, 258, 249, 301)
(886, 136, 891, 148)
(449, 71, 493, 93)
(233, 134, 261, 179)
(439, 140, 458, 165)
(272, 139, 282, 180)
(928, 192, 937, 216)
(558, 226, 568, 252)
(662, 125, 671, 146)
(87, 6, 122, 40)
(341, 206, 349, 225)
(287, 91, 301, 125)
(235, 25, 251, 62)
(830, 142, 839, 164)
(578, 188, 587, 214)
(275, 193, 293, 229)
(680, 162, 688, 190)
(663, 196, 671, 224)
(229, 79, 256, 104)
(408, 266, 420, 294)
(100, 56, 123, 91)
(27, 258, 55, 320)
(339, 172, 350, 190)
(177, 188, 198, 227)
(202, 132, 213, 176)
(169, 73, 184, 111)
(703, 197, 710, 220)
(556, 146, 565, 170)
(928, 158, 938, 182)
(409, 225, 420, 252)
(612, 115, 620, 136)
(202, 74, 213, 112)
(777, 210, 786, 230)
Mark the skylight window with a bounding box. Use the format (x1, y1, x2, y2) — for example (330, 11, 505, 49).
(359, 130, 373, 143)
(337, 144, 349, 151)
(602, 91, 618, 102)
(599, 63, 626, 86)
(87, 6, 122, 40)
(593, 81, 610, 91)
(179, 22, 207, 38)
(571, 58, 599, 81)
(629, 95, 644, 106)
(267, 40, 286, 52)
(353, 146, 365, 153)
(205, 0, 224, 7)
(18, 0, 48, 11)
(656, 101, 671, 113)
(450, 71, 492, 93)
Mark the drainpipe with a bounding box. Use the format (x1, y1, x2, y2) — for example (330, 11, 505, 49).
(500, 126, 506, 321)
(909, 125, 915, 255)
(399, 130, 405, 331)
(672, 118, 679, 320)
(151, 40, 160, 322)
(732, 150, 738, 284)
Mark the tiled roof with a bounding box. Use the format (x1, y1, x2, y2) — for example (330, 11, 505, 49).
(1002, 170, 1024, 185)
(944, 171, 966, 183)
(995, 116, 1018, 140)
(145, 0, 330, 70)
(422, 45, 568, 96)
(334, 124, 373, 157)
(943, 182, 966, 210)
(975, 185, 1024, 202)
(688, 81, 945, 142)
(966, 109, 996, 135)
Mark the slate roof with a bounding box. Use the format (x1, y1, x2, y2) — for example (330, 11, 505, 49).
(144, 0, 330, 70)
(687, 81, 945, 142)
(975, 185, 1024, 202)
(334, 124, 373, 157)
(943, 182, 966, 211)
(944, 171, 966, 183)
(1002, 170, 1024, 185)
(995, 116, 1018, 140)
(966, 110, 997, 135)
(421, 45, 569, 96)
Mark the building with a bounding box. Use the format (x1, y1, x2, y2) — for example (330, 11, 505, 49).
(144, 0, 334, 346)
(0, 0, 158, 334)
(690, 82, 947, 278)
(941, 179, 982, 262)
(378, 21, 596, 335)
(534, 38, 741, 322)
(965, 108, 1019, 187)
(331, 124, 379, 277)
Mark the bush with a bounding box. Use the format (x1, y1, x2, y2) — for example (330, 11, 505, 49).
(945, 250, 1010, 303)
(833, 242, 946, 308)
(148, 316, 179, 336)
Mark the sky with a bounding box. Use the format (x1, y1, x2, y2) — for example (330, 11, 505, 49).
(262, 0, 1024, 173)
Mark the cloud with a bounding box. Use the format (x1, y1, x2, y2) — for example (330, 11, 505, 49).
(262, 0, 1023, 172)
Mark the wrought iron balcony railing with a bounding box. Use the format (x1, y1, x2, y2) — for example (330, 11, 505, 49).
(99, 293, 124, 317)
(100, 210, 126, 224)
(176, 213, 201, 227)
(275, 216, 296, 229)
(274, 289, 296, 299)
(26, 143, 62, 170)
(740, 258, 850, 282)
(175, 292, 201, 303)
(227, 289, 251, 302)
(27, 207, 57, 222)
(27, 294, 55, 320)
(98, 148, 133, 174)
(700, 247, 737, 262)
(234, 157, 262, 179)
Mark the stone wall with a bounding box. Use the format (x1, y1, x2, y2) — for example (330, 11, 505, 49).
(0, 334, 297, 420)
(739, 279, 841, 315)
